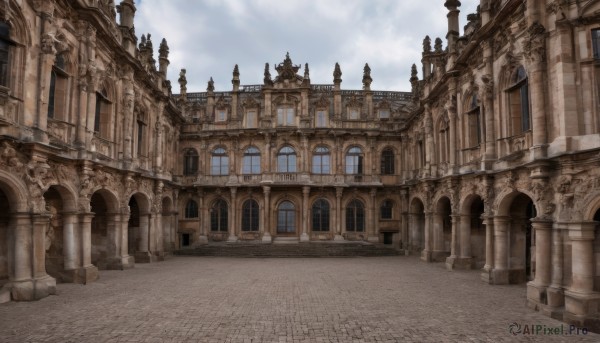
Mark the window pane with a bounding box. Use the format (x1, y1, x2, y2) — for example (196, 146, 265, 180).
(278, 155, 287, 172)
(594, 29, 600, 59)
(288, 155, 296, 172)
(277, 108, 284, 125)
(322, 155, 330, 174)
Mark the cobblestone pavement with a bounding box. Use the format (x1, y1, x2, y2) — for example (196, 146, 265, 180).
(0, 256, 597, 342)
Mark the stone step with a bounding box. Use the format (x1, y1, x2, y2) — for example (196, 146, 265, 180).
(0, 286, 11, 304)
(175, 242, 401, 258)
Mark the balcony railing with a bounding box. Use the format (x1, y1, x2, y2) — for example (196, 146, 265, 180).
(274, 173, 298, 182)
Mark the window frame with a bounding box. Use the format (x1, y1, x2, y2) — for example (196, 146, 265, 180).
(505, 66, 531, 135)
(211, 147, 229, 176)
(183, 148, 199, 176)
(241, 199, 259, 232)
(381, 148, 395, 175)
(315, 109, 327, 128)
(277, 201, 296, 233)
(312, 199, 330, 232)
(210, 199, 228, 232)
(277, 146, 297, 173)
(242, 146, 261, 175)
(466, 94, 482, 147)
(277, 105, 295, 126)
(592, 28, 600, 60)
(312, 146, 331, 174)
(345, 147, 364, 175)
(0, 22, 11, 88)
(346, 199, 365, 232)
(380, 199, 394, 220)
(215, 109, 228, 122)
(246, 109, 258, 128)
(184, 200, 199, 219)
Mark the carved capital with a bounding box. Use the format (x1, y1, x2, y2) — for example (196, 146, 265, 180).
(522, 22, 546, 64)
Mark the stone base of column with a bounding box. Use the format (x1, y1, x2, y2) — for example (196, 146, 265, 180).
(546, 286, 565, 309)
(421, 249, 432, 262)
(530, 144, 548, 161)
(134, 251, 153, 263)
(481, 158, 495, 171)
(445, 256, 472, 270)
(481, 269, 493, 283)
(33, 275, 57, 300)
(367, 235, 379, 243)
(261, 233, 272, 243)
(153, 251, 165, 262)
(63, 265, 99, 284)
(430, 250, 449, 262)
(489, 268, 509, 285)
(195, 235, 209, 245)
(227, 235, 238, 243)
(10, 279, 34, 301)
(0, 285, 10, 303)
(333, 234, 345, 241)
(300, 233, 310, 242)
(105, 255, 135, 270)
(526, 281, 549, 310)
(564, 290, 600, 333)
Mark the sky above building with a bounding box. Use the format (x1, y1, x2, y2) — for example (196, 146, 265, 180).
(133, 0, 479, 93)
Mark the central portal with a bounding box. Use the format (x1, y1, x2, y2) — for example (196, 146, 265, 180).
(277, 201, 296, 234)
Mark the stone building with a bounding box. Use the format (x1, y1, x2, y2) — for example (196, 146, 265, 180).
(0, 0, 182, 302)
(1, 0, 600, 333)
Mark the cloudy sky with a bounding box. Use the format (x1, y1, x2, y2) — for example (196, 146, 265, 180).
(133, 0, 479, 92)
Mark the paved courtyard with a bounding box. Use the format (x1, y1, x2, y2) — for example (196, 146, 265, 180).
(0, 256, 597, 342)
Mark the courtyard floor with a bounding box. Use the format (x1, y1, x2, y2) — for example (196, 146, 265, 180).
(0, 256, 597, 343)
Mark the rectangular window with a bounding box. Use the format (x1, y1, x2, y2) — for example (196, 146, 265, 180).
(316, 110, 327, 127)
(0, 39, 8, 87)
(379, 109, 390, 119)
(137, 121, 144, 156)
(349, 108, 359, 120)
(246, 110, 257, 128)
(216, 109, 227, 122)
(520, 83, 530, 132)
(277, 107, 295, 126)
(593, 29, 600, 59)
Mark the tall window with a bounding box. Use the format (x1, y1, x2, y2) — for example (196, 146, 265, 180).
(378, 109, 390, 120)
(242, 147, 261, 174)
(346, 199, 365, 232)
(48, 55, 68, 120)
(507, 65, 530, 135)
(345, 147, 363, 175)
(277, 146, 297, 173)
(241, 199, 259, 231)
(381, 148, 395, 175)
(312, 146, 330, 174)
(136, 119, 145, 156)
(312, 199, 330, 232)
(0, 22, 10, 87)
(467, 94, 481, 147)
(211, 148, 229, 175)
(277, 106, 295, 126)
(184, 200, 198, 218)
(183, 148, 198, 175)
(210, 199, 228, 232)
(95, 87, 111, 137)
(277, 201, 296, 233)
(246, 110, 257, 128)
(315, 110, 327, 127)
(593, 29, 600, 59)
(380, 200, 394, 220)
(348, 108, 360, 120)
(216, 109, 227, 122)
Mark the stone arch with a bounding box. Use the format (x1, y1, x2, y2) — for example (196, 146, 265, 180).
(409, 197, 426, 252)
(89, 189, 120, 269)
(0, 170, 29, 212)
(127, 192, 152, 262)
(0, 174, 28, 288)
(432, 196, 452, 261)
(43, 184, 78, 282)
(496, 190, 537, 284)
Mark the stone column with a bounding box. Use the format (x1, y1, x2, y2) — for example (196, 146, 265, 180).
(134, 213, 152, 263)
(565, 222, 597, 324)
(75, 79, 89, 148)
(400, 190, 409, 251)
(524, 23, 548, 159)
(301, 186, 310, 242)
(262, 186, 271, 243)
(492, 216, 509, 284)
(334, 187, 344, 241)
(61, 213, 79, 275)
(9, 214, 34, 300)
(527, 219, 553, 307)
(481, 41, 496, 170)
(481, 216, 495, 283)
(546, 222, 565, 311)
(119, 210, 134, 269)
(154, 120, 164, 172)
(31, 214, 56, 299)
(121, 70, 135, 160)
(446, 214, 464, 270)
(368, 188, 378, 243)
(421, 211, 433, 262)
(79, 212, 93, 269)
(228, 187, 238, 242)
(445, 99, 457, 171)
(197, 190, 208, 244)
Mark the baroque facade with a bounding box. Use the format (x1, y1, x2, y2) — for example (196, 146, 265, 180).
(1, 0, 600, 332)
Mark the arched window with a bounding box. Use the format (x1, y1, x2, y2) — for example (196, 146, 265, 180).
(184, 200, 198, 218)
(380, 200, 394, 220)
(211, 148, 229, 175)
(48, 54, 68, 120)
(381, 148, 395, 175)
(210, 199, 228, 232)
(0, 22, 10, 87)
(242, 147, 261, 174)
(312, 146, 330, 174)
(507, 66, 530, 135)
(183, 149, 198, 175)
(467, 94, 481, 147)
(241, 199, 259, 231)
(346, 199, 365, 232)
(277, 201, 296, 233)
(345, 147, 363, 175)
(312, 199, 330, 232)
(277, 146, 297, 173)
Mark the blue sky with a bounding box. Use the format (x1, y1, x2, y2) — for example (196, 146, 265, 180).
(133, 0, 479, 92)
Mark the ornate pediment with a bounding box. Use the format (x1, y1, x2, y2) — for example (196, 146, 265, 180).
(274, 52, 302, 83)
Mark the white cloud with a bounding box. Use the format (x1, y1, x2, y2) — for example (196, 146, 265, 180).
(133, 0, 480, 92)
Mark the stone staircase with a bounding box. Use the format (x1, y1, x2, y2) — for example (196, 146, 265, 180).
(174, 242, 402, 258)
